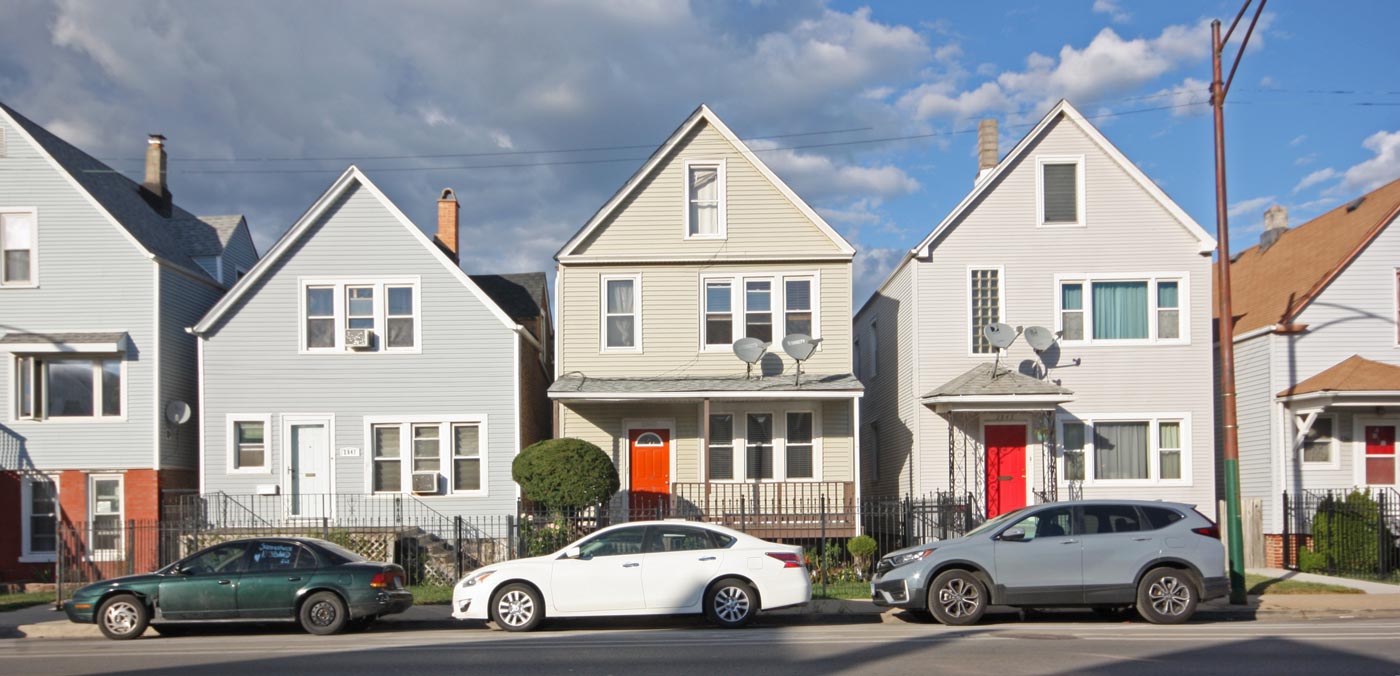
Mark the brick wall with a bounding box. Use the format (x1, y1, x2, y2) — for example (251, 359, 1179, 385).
(1264, 533, 1312, 569)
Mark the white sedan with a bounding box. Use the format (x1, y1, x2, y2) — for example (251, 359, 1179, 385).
(452, 520, 810, 631)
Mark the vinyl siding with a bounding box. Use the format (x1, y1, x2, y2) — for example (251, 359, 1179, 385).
(559, 261, 852, 377)
(199, 181, 520, 516)
(159, 267, 225, 470)
(219, 222, 259, 286)
(855, 259, 918, 498)
(573, 121, 846, 258)
(901, 114, 1215, 510)
(1232, 334, 1279, 532)
(0, 112, 157, 472)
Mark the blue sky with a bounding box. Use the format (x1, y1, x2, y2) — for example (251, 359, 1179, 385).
(1, 1, 1396, 304)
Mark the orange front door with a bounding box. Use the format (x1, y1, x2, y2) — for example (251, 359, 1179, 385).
(629, 429, 670, 514)
(985, 424, 1028, 519)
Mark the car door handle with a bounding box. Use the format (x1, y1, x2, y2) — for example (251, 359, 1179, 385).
(623, 562, 640, 568)
(698, 556, 717, 561)
(287, 576, 303, 582)
(1060, 539, 1080, 545)
(217, 579, 232, 585)
(1132, 537, 1153, 542)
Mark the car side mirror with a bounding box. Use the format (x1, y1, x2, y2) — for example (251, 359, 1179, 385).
(171, 564, 192, 575)
(999, 528, 1027, 542)
(564, 546, 583, 560)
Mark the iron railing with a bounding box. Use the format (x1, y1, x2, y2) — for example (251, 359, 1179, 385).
(1282, 488, 1400, 581)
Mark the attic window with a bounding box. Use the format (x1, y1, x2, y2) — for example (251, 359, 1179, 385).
(685, 160, 726, 239)
(1038, 156, 1085, 227)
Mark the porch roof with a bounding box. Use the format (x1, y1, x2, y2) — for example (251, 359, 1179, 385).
(548, 373, 863, 400)
(921, 363, 1073, 412)
(1277, 355, 1400, 405)
(0, 331, 130, 353)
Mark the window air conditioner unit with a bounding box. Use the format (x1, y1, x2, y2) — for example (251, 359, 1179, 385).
(411, 472, 439, 495)
(345, 328, 373, 350)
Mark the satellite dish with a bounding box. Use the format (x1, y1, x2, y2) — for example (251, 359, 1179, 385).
(1023, 326, 1056, 352)
(983, 323, 1019, 350)
(733, 337, 769, 379)
(781, 334, 823, 386)
(165, 401, 192, 425)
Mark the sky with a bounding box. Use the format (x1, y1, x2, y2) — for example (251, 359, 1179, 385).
(1, 0, 1396, 306)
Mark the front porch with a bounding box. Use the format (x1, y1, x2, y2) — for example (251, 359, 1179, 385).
(1278, 356, 1400, 495)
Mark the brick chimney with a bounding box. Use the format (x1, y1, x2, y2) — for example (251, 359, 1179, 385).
(435, 188, 459, 263)
(976, 118, 998, 183)
(1260, 204, 1287, 252)
(141, 134, 173, 217)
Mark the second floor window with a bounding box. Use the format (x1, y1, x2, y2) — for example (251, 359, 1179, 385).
(700, 273, 819, 349)
(1, 210, 36, 286)
(15, 356, 122, 420)
(301, 280, 420, 353)
(602, 275, 641, 351)
(1057, 275, 1186, 344)
(970, 268, 1001, 354)
(785, 278, 813, 336)
(686, 161, 725, 238)
(704, 281, 733, 347)
(745, 280, 773, 342)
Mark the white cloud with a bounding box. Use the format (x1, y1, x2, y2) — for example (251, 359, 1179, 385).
(1092, 0, 1131, 24)
(1289, 134, 1307, 146)
(1337, 130, 1400, 194)
(1150, 77, 1210, 117)
(749, 140, 920, 201)
(1293, 168, 1338, 193)
(1228, 195, 1277, 219)
(1293, 153, 1318, 167)
(852, 247, 904, 305)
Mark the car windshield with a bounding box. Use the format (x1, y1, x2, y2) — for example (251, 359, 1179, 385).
(964, 507, 1033, 538)
(314, 541, 367, 564)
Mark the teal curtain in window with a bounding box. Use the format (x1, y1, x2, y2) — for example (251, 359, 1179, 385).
(1062, 283, 1083, 310)
(1092, 281, 1148, 339)
(1156, 281, 1178, 309)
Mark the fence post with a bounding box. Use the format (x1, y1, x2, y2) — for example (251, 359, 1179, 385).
(902, 497, 913, 548)
(1379, 492, 1390, 577)
(454, 516, 464, 581)
(321, 516, 329, 540)
(819, 495, 828, 599)
(740, 496, 748, 532)
(55, 524, 64, 608)
(508, 515, 518, 560)
(126, 520, 135, 575)
(1281, 491, 1291, 569)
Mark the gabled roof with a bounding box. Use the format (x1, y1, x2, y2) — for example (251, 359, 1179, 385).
(172, 215, 246, 257)
(0, 101, 241, 283)
(1223, 178, 1400, 337)
(910, 99, 1216, 257)
(923, 363, 1074, 400)
(192, 166, 517, 335)
(469, 273, 548, 321)
(554, 104, 855, 259)
(1277, 355, 1400, 398)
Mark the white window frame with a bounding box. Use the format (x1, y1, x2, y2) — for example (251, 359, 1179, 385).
(0, 207, 39, 288)
(743, 276, 777, 344)
(1054, 273, 1191, 346)
(297, 277, 422, 355)
(1036, 155, 1086, 227)
(1056, 413, 1193, 487)
(705, 404, 824, 483)
(20, 473, 59, 562)
(600, 273, 643, 353)
(707, 413, 736, 481)
(11, 354, 127, 423)
(702, 278, 737, 349)
(682, 159, 727, 240)
(362, 416, 490, 497)
(450, 422, 485, 494)
(226, 414, 273, 474)
(968, 265, 1005, 356)
(88, 473, 125, 561)
(1299, 414, 1340, 469)
(697, 271, 822, 353)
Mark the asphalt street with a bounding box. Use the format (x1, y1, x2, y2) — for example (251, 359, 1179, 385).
(2, 614, 1399, 676)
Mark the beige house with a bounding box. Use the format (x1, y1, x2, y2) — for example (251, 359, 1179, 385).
(855, 100, 1218, 522)
(550, 105, 863, 535)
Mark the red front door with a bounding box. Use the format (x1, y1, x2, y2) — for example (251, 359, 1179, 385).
(985, 424, 1028, 519)
(629, 429, 670, 514)
(1364, 425, 1397, 486)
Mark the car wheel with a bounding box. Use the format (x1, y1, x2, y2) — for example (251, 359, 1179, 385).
(927, 570, 987, 626)
(704, 578, 758, 629)
(1136, 567, 1198, 625)
(97, 594, 149, 640)
(490, 583, 543, 632)
(299, 591, 349, 635)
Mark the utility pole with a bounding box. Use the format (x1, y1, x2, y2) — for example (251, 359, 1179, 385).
(1212, 0, 1267, 605)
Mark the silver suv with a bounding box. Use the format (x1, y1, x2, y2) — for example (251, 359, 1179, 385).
(871, 499, 1227, 625)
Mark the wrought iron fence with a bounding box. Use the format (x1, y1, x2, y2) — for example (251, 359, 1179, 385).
(52, 490, 979, 604)
(1282, 488, 1400, 580)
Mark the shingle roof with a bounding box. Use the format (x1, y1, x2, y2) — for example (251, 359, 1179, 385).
(923, 363, 1074, 399)
(1278, 355, 1400, 397)
(549, 373, 862, 396)
(0, 331, 128, 345)
(171, 215, 245, 257)
(0, 102, 243, 281)
(469, 272, 547, 320)
(1222, 177, 1400, 336)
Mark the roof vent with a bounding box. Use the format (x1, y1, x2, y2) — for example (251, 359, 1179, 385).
(1345, 196, 1365, 213)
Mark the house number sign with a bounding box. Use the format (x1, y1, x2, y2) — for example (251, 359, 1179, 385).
(338, 447, 361, 457)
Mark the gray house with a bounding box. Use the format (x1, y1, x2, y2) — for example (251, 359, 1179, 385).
(855, 100, 1218, 522)
(190, 167, 552, 529)
(0, 101, 256, 581)
(1224, 179, 1400, 567)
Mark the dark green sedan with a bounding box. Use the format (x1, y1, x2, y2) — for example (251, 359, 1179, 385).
(64, 537, 413, 640)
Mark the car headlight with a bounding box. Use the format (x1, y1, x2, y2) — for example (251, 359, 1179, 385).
(460, 571, 495, 588)
(882, 549, 936, 569)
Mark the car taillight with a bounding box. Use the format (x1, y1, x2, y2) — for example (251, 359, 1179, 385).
(1192, 525, 1220, 539)
(767, 552, 803, 569)
(370, 571, 400, 588)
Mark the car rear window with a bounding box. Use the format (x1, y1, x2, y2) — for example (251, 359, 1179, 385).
(315, 541, 368, 564)
(1142, 506, 1187, 530)
(710, 532, 737, 549)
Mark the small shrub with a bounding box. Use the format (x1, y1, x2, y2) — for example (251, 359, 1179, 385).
(1297, 547, 1328, 573)
(1310, 490, 1382, 574)
(519, 514, 575, 557)
(513, 438, 620, 510)
(847, 535, 878, 580)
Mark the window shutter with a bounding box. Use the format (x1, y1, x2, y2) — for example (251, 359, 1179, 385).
(1043, 163, 1078, 223)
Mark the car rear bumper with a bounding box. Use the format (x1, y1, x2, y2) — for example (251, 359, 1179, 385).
(1201, 576, 1229, 601)
(353, 590, 413, 619)
(760, 572, 811, 611)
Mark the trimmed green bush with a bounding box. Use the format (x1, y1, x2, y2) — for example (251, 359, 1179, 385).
(847, 535, 878, 580)
(1308, 490, 1382, 574)
(512, 438, 619, 509)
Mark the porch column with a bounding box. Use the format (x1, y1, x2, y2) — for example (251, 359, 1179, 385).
(703, 398, 712, 516)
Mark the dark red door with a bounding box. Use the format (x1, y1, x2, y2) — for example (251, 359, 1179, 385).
(629, 429, 670, 514)
(1365, 425, 1396, 486)
(985, 425, 1028, 519)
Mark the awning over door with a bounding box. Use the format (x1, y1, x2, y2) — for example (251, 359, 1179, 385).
(921, 363, 1073, 413)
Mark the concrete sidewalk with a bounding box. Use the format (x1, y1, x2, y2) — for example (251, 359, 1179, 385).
(13, 594, 1400, 639)
(1247, 567, 1400, 594)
